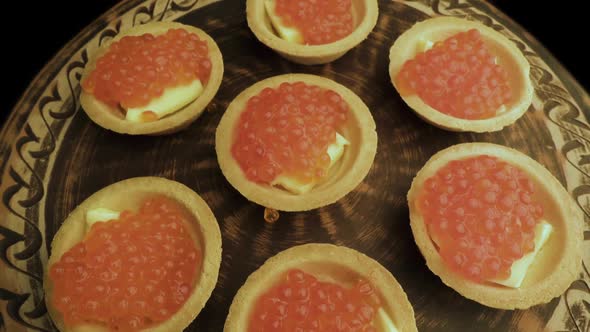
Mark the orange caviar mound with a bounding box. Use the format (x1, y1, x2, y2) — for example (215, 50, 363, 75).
(49, 196, 201, 331)
(274, 0, 354, 45)
(395, 29, 512, 120)
(249, 269, 381, 331)
(82, 28, 211, 109)
(418, 155, 544, 282)
(232, 82, 349, 185)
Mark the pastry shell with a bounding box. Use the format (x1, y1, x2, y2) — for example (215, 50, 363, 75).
(407, 143, 583, 309)
(224, 243, 417, 331)
(246, 0, 379, 65)
(389, 17, 534, 132)
(44, 177, 222, 331)
(79, 22, 224, 135)
(215, 73, 378, 212)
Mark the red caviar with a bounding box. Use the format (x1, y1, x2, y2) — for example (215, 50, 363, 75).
(249, 269, 381, 331)
(82, 28, 211, 109)
(274, 0, 354, 45)
(232, 82, 349, 185)
(49, 196, 201, 331)
(395, 29, 512, 120)
(418, 155, 543, 282)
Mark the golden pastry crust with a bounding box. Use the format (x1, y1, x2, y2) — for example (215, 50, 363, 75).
(44, 177, 222, 331)
(246, 0, 379, 65)
(224, 243, 418, 332)
(407, 143, 583, 309)
(79, 22, 224, 135)
(389, 17, 534, 132)
(215, 73, 377, 211)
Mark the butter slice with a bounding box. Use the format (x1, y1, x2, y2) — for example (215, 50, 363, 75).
(490, 220, 553, 288)
(271, 132, 350, 194)
(86, 208, 120, 231)
(125, 79, 203, 123)
(375, 308, 399, 332)
(430, 219, 553, 288)
(264, 0, 304, 44)
(416, 38, 434, 53)
(495, 105, 507, 114)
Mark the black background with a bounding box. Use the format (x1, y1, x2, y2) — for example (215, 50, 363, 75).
(1, 1, 587, 125)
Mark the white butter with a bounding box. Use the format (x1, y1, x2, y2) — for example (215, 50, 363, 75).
(272, 132, 350, 194)
(490, 221, 553, 288)
(125, 79, 203, 122)
(416, 38, 434, 53)
(375, 308, 399, 332)
(430, 219, 553, 288)
(495, 105, 507, 114)
(86, 208, 121, 231)
(327, 133, 350, 168)
(264, 0, 304, 44)
(272, 176, 315, 195)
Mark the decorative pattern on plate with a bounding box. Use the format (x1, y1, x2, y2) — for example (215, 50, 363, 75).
(0, 1, 219, 331)
(401, 1, 590, 330)
(1, 0, 588, 331)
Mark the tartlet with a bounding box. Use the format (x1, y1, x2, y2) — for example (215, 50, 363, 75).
(224, 243, 417, 331)
(215, 73, 378, 212)
(246, 0, 379, 65)
(407, 143, 583, 309)
(44, 177, 222, 331)
(80, 21, 224, 135)
(389, 17, 534, 132)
